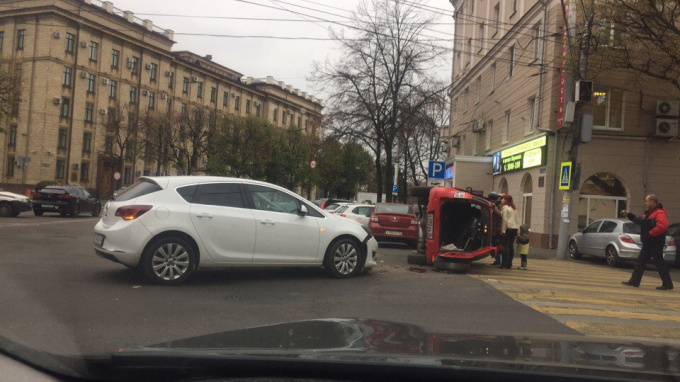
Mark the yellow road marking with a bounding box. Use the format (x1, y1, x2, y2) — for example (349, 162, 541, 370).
(530, 306, 680, 323)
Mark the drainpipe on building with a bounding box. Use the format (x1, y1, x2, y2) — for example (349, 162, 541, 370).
(65, 19, 82, 188)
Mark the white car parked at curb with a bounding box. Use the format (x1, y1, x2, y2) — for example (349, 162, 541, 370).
(94, 177, 378, 285)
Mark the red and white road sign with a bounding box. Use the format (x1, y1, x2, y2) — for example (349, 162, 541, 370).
(113, 171, 121, 181)
(310, 160, 317, 169)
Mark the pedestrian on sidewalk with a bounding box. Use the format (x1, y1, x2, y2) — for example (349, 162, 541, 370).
(489, 191, 504, 265)
(621, 194, 674, 290)
(500, 194, 520, 269)
(516, 224, 530, 270)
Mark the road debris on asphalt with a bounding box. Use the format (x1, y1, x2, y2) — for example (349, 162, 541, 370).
(408, 267, 427, 273)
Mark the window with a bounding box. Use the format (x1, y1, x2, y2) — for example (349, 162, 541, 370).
(129, 86, 137, 104)
(197, 82, 203, 98)
(104, 136, 113, 154)
(65, 33, 75, 53)
(527, 97, 536, 133)
(85, 103, 94, 123)
(60, 98, 70, 118)
(56, 159, 65, 179)
(86, 73, 95, 93)
(246, 100, 251, 114)
(181, 102, 187, 115)
(166, 98, 172, 113)
(464, 88, 469, 112)
(583, 221, 602, 234)
(478, 23, 484, 53)
(167, 72, 173, 88)
(195, 183, 245, 208)
(466, 38, 472, 66)
(248, 185, 300, 215)
(493, 4, 500, 35)
(534, 25, 540, 60)
(80, 163, 89, 182)
(0, 31, 5, 51)
(504, 110, 511, 143)
(8, 125, 17, 147)
(223, 91, 228, 107)
(234, 96, 240, 110)
(593, 85, 623, 129)
(62, 67, 72, 87)
(16, 29, 25, 50)
(282, 111, 287, 125)
(131, 56, 139, 75)
(82, 132, 92, 153)
(109, 80, 117, 98)
(273, 108, 278, 122)
(148, 91, 155, 109)
(491, 62, 497, 92)
(256, 103, 261, 117)
(210, 87, 216, 102)
(476, 77, 482, 104)
(149, 63, 157, 81)
(58, 129, 68, 149)
(6, 156, 14, 177)
(176, 185, 198, 203)
(509, 46, 515, 77)
(182, 77, 189, 93)
(598, 21, 625, 47)
(470, 0, 474, 15)
(123, 167, 132, 185)
(297, 116, 301, 127)
(599, 220, 618, 233)
(486, 119, 493, 150)
(111, 49, 119, 68)
(125, 141, 133, 160)
(89, 42, 98, 61)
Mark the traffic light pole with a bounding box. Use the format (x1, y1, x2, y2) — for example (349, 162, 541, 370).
(556, 0, 594, 260)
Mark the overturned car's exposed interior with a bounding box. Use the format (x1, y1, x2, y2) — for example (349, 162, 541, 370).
(439, 201, 491, 252)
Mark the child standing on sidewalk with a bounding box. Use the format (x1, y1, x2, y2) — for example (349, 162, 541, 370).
(517, 224, 530, 270)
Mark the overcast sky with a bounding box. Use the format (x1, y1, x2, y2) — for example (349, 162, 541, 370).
(107, 0, 454, 100)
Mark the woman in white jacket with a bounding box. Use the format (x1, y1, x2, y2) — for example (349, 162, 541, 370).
(500, 194, 521, 269)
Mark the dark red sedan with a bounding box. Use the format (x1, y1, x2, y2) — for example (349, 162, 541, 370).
(369, 203, 419, 249)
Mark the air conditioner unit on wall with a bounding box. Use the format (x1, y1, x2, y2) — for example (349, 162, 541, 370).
(100, 108, 108, 115)
(451, 136, 460, 148)
(146, 63, 153, 70)
(160, 93, 166, 99)
(656, 118, 679, 138)
(53, 31, 61, 39)
(80, 71, 88, 78)
(656, 100, 680, 117)
(165, 71, 172, 77)
(54, 97, 61, 105)
(142, 90, 149, 96)
(102, 78, 109, 85)
(192, 76, 199, 82)
(80, 41, 88, 48)
(472, 120, 485, 133)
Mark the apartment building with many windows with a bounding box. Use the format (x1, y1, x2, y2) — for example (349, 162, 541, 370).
(0, 0, 322, 198)
(447, 0, 680, 248)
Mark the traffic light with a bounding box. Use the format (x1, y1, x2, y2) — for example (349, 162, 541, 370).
(575, 80, 593, 102)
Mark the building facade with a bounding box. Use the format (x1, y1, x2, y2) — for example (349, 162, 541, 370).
(447, 0, 680, 248)
(0, 0, 322, 197)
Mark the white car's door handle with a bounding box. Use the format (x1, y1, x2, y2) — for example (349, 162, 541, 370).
(260, 219, 275, 225)
(196, 213, 213, 219)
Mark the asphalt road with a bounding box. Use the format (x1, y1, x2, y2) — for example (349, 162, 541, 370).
(0, 214, 578, 356)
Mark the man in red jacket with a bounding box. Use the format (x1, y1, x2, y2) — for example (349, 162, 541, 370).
(621, 194, 674, 290)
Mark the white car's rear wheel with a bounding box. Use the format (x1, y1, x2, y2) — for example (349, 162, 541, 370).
(143, 237, 196, 285)
(326, 238, 364, 279)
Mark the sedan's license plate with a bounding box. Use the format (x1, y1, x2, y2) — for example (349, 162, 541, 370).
(42, 204, 55, 208)
(385, 230, 403, 236)
(94, 234, 105, 247)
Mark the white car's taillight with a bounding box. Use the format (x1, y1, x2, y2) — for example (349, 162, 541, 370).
(115, 205, 152, 221)
(669, 238, 676, 246)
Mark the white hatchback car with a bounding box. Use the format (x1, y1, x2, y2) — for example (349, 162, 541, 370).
(94, 177, 378, 285)
(334, 204, 375, 228)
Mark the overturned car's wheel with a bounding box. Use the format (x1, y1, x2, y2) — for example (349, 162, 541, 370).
(434, 257, 470, 273)
(409, 186, 433, 198)
(407, 252, 427, 266)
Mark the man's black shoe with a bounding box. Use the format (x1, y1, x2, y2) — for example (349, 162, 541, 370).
(656, 285, 674, 290)
(621, 281, 639, 287)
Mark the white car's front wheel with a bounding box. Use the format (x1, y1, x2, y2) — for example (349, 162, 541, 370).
(142, 237, 197, 285)
(326, 238, 364, 279)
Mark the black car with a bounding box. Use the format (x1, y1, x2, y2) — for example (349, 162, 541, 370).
(32, 186, 101, 217)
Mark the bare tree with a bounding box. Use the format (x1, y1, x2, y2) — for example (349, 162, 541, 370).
(140, 110, 174, 176)
(0, 58, 22, 132)
(102, 104, 140, 189)
(311, 0, 449, 202)
(168, 107, 214, 175)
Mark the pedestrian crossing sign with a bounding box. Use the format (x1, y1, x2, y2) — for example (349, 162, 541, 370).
(559, 162, 572, 190)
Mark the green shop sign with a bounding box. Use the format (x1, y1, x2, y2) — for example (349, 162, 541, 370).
(492, 136, 547, 175)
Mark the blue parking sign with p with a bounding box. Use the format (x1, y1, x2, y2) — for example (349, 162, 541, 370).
(428, 161, 446, 179)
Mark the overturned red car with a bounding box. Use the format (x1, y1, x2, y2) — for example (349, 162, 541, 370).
(408, 186, 499, 272)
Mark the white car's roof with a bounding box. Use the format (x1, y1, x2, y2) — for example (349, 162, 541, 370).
(143, 176, 281, 189)
(342, 204, 375, 208)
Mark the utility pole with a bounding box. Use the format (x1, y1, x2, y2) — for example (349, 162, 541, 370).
(556, 0, 595, 260)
